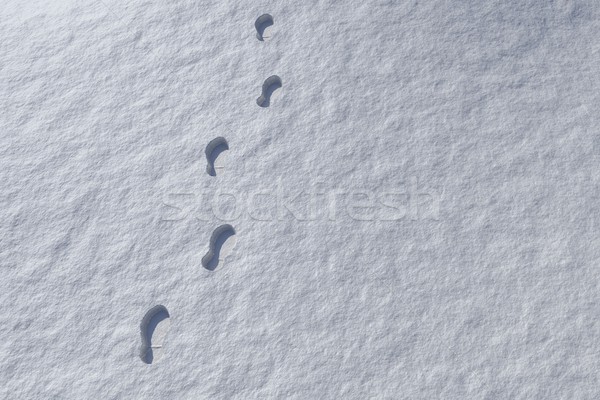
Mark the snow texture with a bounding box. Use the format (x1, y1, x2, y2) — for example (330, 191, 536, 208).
(1, 0, 600, 398)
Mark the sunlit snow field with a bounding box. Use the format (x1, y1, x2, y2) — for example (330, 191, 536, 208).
(1, 0, 599, 398)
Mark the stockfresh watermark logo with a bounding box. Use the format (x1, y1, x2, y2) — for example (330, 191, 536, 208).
(160, 177, 440, 222)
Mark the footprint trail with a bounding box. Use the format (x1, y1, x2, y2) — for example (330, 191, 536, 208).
(255, 14, 274, 41)
(140, 305, 170, 364)
(202, 224, 237, 271)
(256, 75, 282, 108)
(205, 137, 229, 177)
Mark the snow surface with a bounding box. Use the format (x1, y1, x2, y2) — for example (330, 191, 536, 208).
(1, 0, 600, 398)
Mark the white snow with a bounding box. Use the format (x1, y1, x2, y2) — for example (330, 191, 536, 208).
(1, 0, 599, 398)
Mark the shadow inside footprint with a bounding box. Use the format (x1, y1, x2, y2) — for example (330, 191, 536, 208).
(255, 14, 274, 41)
(202, 224, 236, 271)
(205, 137, 229, 177)
(256, 75, 282, 108)
(140, 305, 170, 364)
